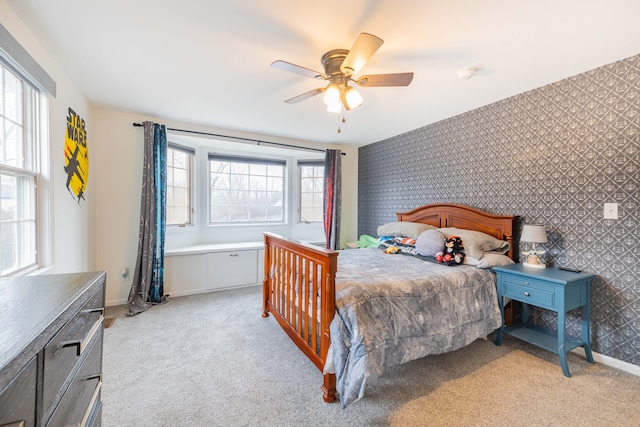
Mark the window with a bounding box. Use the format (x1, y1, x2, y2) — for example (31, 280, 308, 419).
(0, 63, 40, 276)
(166, 144, 194, 226)
(298, 161, 324, 223)
(209, 155, 285, 223)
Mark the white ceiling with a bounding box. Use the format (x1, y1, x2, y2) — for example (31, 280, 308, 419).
(7, 0, 640, 146)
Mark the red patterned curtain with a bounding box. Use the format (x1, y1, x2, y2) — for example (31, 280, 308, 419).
(323, 149, 342, 250)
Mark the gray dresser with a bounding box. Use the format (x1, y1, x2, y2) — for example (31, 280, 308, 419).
(0, 272, 106, 427)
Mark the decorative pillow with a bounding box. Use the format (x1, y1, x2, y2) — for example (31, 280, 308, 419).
(377, 221, 437, 240)
(438, 227, 510, 259)
(463, 256, 480, 266)
(477, 253, 515, 268)
(415, 229, 446, 256)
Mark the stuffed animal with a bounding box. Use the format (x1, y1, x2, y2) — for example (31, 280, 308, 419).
(435, 236, 465, 265)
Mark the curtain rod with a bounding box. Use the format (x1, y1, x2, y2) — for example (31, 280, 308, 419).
(131, 122, 346, 156)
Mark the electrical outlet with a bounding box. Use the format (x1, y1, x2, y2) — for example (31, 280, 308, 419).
(603, 203, 618, 220)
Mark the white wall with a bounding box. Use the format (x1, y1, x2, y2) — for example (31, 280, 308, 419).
(1, 1, 96, 275)
(93, 108, 358, 305)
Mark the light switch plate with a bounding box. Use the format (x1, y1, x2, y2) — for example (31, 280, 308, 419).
(603, 203, 618, 219)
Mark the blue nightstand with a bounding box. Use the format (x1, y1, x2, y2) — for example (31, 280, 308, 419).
(493, 264, 595, 377)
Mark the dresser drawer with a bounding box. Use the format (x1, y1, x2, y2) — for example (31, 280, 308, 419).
(502, 275, 555, 310)
(0, 356, 37, 427)
(43, 286, 104, 418)
(46, 328, 103, 427)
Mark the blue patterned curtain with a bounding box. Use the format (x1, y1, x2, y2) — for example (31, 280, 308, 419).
(128, 122, 168, 316)
(323, 149, 342, 250)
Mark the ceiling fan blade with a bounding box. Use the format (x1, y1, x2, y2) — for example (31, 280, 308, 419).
(340, 33, 384, 75)
(355, 72, 414, 87)
(284, 88, 325, 104)
(272, 60, 326, 80)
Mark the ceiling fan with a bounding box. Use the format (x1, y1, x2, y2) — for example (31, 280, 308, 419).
(272, 33, 413, 114)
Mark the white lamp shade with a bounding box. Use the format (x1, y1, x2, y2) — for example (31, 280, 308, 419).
(323, 84, 341, 112)
(521, 224, 548, 244)
(344, 86, 363, 110)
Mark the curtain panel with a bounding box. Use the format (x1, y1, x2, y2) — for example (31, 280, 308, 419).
(128, 121, 167, 316)
(323, 149, 342, 250)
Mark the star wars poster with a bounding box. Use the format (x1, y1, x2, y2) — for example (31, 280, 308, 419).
(64, 107, 88, 203)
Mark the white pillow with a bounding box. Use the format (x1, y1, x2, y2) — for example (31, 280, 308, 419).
(377, 221, 437, 240)
(438, 227, 511, 259)
(477, 253, 515, 268)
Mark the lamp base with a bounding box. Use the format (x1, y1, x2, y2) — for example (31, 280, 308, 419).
(524, 261, 546, 269)
(524, 254, 546, 269)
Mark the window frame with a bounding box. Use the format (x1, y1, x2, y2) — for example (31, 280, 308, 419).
(297, 160, 325, 224)
(208, 154, 287, 225)
(166, 143, 195, 227)
(0, 60, 42, 277)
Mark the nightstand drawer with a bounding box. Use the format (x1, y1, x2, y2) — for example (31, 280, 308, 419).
(503, 276, 555, 310)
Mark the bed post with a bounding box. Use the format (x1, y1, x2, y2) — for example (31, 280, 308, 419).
(262, 235, 271, 318)
(320, 255, 338, 403)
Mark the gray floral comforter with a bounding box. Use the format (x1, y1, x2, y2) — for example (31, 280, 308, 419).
(324, 247, 502, 408)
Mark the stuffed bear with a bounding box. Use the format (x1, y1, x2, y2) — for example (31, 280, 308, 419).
(435, 236, 465, 265)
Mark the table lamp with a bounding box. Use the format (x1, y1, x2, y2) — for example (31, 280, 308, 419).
(521, 224, 548, 269)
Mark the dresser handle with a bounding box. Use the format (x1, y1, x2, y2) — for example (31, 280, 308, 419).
(524, 292, 530, 296)
(524, 281, 529, 285)
(230, 253, 239, 257)
(79, 376, 103, 427)
(61, 316, 104, 356)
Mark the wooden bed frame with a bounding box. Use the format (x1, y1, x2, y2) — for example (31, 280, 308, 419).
(262, 203, 517, 403)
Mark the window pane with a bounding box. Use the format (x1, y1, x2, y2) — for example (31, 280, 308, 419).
(4, 122, 21, 168)
(210, 206, 230, 222)
(267, 165, 283, 177)
(173, 168, 187, 187)
(211, 189, 230, 206)
(166, 146, 192, 226)
(209, 157, 285, 223)
(173, 150, 187, 168)
(298, 164, 324, 222)
(230, 163, 248, 174)
(250, 175, 266, 191)
(250, 163, 266, 175)
(19, 220, 36, 266)
(1, 172, 16, 220)
(4, 70, 23, 123)
(0, 223, 17, 274)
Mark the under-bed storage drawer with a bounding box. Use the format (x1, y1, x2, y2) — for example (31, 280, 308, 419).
(0, 356, 37, 427)
(46, 329, 103, 427)
(43, 286, 104, 420)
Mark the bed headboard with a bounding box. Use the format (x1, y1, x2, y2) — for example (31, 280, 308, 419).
(396, 204, 519, 260)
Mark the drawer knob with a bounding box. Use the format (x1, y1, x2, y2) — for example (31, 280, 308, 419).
(524, 291, 530, 297)
(524, 281, 529, 285)
(230, 253, 239, 257)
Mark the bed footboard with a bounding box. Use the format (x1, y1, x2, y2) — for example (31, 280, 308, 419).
(262, 232, 338, 403)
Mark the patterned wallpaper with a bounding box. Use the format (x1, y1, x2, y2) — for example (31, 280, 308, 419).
(358, 54, 640, 367)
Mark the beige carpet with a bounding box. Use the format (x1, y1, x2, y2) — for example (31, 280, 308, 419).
(103, 285, 640, 427)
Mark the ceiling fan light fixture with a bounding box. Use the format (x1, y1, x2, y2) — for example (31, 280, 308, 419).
(323, 84, 341, 107)
(343, 86, 363, 110)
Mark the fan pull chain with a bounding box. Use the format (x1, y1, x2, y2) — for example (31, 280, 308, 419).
(337, 115, 346, 133)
